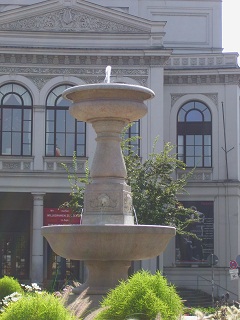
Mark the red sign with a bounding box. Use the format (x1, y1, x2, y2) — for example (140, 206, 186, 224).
(44, 208, 81, 226)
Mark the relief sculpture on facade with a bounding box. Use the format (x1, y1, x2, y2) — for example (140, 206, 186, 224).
(0, 8, 143, 33)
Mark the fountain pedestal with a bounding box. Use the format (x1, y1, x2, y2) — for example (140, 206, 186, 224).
(41, 82, 176, 301)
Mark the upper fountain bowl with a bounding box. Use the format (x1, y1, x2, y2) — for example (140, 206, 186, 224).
(62, 83, 155, 123)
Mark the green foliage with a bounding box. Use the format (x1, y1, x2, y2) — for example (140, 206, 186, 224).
(95, 270, 183, 320)
(122, 136, 198, 235)
(0, 276, 23, 301)
(60, 151, 90, 215)
(61, 133, 198, 235)
(0, 292, 77, 320)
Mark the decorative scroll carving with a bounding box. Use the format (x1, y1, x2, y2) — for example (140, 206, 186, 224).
(171, 93, 218, 107)
(204, 93, 218, 106)
(28, 76, 53, 89)
(0, 8, 144, 33)
(171, 94, 185, 107)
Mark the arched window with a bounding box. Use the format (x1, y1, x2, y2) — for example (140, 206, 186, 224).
(0, 83, 33, 156)
(177, 101, 212, 167)
(45, 84, 86, 157)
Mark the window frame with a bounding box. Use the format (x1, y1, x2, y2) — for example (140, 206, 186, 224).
(45, 84, 86, 157)
(0, 83, 33, 156)
(177, 101, 212, 168)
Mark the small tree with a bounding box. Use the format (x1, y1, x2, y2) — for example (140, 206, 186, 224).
(60, 151, 89, 216)
(122, 134, 197, 235)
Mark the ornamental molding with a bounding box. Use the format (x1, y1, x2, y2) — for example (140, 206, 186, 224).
(178, 171, 212, 181)
(28, 74, 148, 88)
(165, 74, 240, 87)
(166, 54, 238, 69)
(29, 76, 55, 89)
(0, 7, 145, 33)
(44, 158, 85, 172)
(0, 159, 33, 171)
(0, 53, 168, 67)
(171, 93, 218, 107)
(0, 65, 149, 89)
(0, 66, 148, 76)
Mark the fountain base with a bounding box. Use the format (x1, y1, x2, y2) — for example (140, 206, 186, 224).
(72, 260, 130, 295)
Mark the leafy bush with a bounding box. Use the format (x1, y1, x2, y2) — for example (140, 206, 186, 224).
(0, 292, 77, 320)
(95, 270, 183, 320)
(0, 276, 23, 301)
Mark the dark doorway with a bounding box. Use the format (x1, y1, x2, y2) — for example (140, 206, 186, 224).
(0, 210, 30, 279)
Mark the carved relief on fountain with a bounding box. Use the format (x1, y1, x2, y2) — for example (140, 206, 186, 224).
(83, 183, 134, 225)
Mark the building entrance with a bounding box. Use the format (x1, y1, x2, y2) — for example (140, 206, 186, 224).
(0, 211, 30, 280)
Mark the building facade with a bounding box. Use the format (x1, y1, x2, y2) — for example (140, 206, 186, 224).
(0, 0, 240, 299)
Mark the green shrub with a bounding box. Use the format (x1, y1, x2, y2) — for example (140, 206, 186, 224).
(95, 270, 183, 320)
(0, 276, 23, 301)
(0, 292, 77, 320)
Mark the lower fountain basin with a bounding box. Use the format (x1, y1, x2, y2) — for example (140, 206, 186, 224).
(41, 224, 175, 261)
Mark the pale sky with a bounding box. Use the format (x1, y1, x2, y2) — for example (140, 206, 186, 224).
(222, 0, 239, 55)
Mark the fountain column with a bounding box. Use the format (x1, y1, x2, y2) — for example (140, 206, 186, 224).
(83, 118, 133, 225)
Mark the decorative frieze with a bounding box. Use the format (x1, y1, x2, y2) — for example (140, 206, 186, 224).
(0, 53, 167, 67)
(0, 8, 145, 33)
(177, 169, 212, 181)
(2, 161, 21, 170)
(44, 158, 86, 172)
(0, 158, 34, 171)
(166, 54, 238, 69)
(165, 74, 240, 86)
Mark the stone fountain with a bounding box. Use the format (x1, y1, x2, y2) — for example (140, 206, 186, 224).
(41, 68, 175, 301)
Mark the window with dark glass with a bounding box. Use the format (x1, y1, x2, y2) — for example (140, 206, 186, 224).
(124, 120, 140, 156)
(0, 83, 33, 156)
(177, 101, 212, 167)
(45, 84, 86, 157)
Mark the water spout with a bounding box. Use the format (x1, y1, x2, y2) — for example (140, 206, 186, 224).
(133, 206, 139, 225)
(104, 65, 111, 83)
